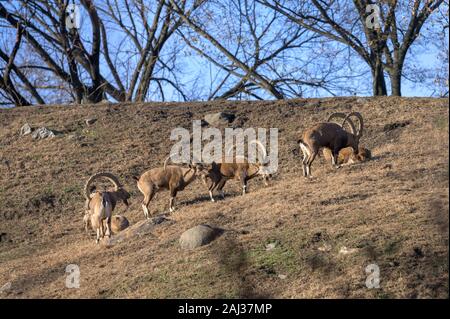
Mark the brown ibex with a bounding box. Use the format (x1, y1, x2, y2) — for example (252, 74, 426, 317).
(200, 140, 271, 202)
(298, 112, 364, 177)
(83, 172, 130, 243)
(133, 156, 206, 219)
(322, 146, 371, 166)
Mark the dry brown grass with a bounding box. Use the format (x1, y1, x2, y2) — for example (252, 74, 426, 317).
(0, 96, 448, 298)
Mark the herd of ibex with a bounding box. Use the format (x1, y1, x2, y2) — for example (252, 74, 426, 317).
(83, 111, 371, 243)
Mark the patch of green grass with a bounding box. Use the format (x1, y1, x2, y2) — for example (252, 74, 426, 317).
(383, 237, 403, 256)
(248, 243, 298, 275)
(216, 289, 241, 299)
(109, 264, 225, 298)
(434, 117, 449, 131)
(375, 290, 393, 299)
(82, 128, 98, 139)
(63, 185, 78, 194)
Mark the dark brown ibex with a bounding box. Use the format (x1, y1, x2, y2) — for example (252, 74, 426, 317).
(298, 112, 364, 177)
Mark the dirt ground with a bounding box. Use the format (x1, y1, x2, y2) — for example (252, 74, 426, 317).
(0, 96, 448, 298)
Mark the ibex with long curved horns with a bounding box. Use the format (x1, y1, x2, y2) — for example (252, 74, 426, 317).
(297, 112, 364, 177)
(83, 172, 130, 243)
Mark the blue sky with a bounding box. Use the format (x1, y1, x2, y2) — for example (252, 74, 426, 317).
(0, 0, 447, 106)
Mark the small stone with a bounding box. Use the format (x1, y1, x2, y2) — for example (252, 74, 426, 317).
(85, 118, 97, 126)
(388, 261, 400, 267)
(265, 242, 277, 251)
(278, 274, 287, 280)
(339, 246, 358, 255)
(318, 244, 332, 252)
(20, 123, 32, 136)
(204, 112, 235, 126)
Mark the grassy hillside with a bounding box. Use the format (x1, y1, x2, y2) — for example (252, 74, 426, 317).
(0, 97, 448, 298)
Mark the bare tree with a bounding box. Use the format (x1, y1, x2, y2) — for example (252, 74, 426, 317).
(0, 0, 125, 103)
(171, 0, 355, 100)
(259, 0, 444, 96)
(0, 27, 32, 106)
(382, 0, 445, 96)
(98, 0, 203, 102)
(0, 0, 204, 106)
(0, 0, 445, 105)
(422, 0, 449, 96)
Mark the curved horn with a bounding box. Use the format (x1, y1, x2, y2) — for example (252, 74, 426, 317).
(327, 112, 347, 124)
(341, 114, 357, 136)
(163, 155, 172, 171)
(346, 112, 364, 137)
(249, 140, 267, 164)
(328, 112, 357, 135)
(84, 172, 121, 199)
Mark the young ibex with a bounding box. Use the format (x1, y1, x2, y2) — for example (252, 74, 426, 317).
(325, 112, 370, 165)
(83, 214, 130, 235)
(200, 140, 271, 202)
(133, 156, 205, 219)
(110, 215, 130, 233)
(83, 172, 130, 243)
(298, 112, 364, 177)
(323, 146, 371, 166)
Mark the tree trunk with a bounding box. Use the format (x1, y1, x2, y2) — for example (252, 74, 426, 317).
(0, 79, 31, 106)
(84, 84, 105, 103)
(389, 67, 402, 96)
(372, 60, 387, 96)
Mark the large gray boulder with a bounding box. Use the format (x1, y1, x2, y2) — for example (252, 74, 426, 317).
(179, 224, 223, 250)
(204, 112, 235, 126)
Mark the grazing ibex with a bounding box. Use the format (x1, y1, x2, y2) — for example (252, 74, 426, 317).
(133, 156, 206, 219)
(298, 112, 364, 177)
(200, 140, 271, 202)
(83, 172, 130, 243)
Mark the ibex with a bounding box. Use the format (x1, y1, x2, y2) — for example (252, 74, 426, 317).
(298, 112, 364, 177)
(200, 140, 271, 202)
(133, 156, 205, 219)
(323, 146, 371, 166)
(83, 172, 130, 243)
